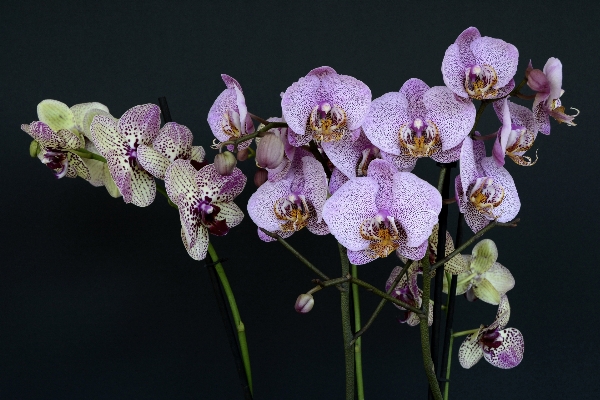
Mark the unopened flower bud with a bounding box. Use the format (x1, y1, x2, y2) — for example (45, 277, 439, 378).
(236, 148, 249, 161)
(256, 133, 284, 169)
(214, 151, 237, 176)
(254, 168, 268, 187)
(29, 140, 40, 158)
(295, 293, 314, 313)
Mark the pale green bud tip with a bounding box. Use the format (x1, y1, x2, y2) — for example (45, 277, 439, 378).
(214, 151, 237, 176)
(29, 140, 40, 158)
(295, 293, 314, 313)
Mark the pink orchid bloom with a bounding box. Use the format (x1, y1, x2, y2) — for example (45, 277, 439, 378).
(492, 98, 538, 167)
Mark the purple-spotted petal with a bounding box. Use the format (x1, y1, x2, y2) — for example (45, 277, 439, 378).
(396, 238, 429, 261)
(329, 167, 349, 194)
(362, 91, 410, 155)
(154, 122, 193, 161)
(90, 114, 122, 155)
(27, 121, 64, 148)
(480, 157, 520, 223)
(322, 178, 379, 251)
(483, 328, 524, 369)
(321, 130, 373, 178)
(191, 146, 206, 162)
(366, 159, 397, 211)
(165, 160, 198, 207)
(430, 141, 462, 164)
(423, 86, 476, 151)
(129, 165, 156, 207)
(118, 104, 161, 148)
(181, 226, 209, 261)
(347, 248, 377, 265)
(248, 177, 293, 231)
(400, 78, 430, 121)
(320, 73, 371, 130)
(301, 156, 328, 223)
(380, 150, 417, 172)
(281, 74, 321, 136)
(137, 145, 171, 179)
(458, 330, 484, 369)
(392, 172, 442, 247)
(471, 37, 519, 90)
(215, 201, 244, 228)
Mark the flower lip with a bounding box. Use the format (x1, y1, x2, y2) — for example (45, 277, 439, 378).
(42, 149, 69, 178)
(464, 64, 498, 99)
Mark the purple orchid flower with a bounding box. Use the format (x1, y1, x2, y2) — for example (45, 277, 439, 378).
(248, 148, 329, 242)
(442, 27, 519, 100)
(492, 98, 538, 167)
(456, 136, 520, 233)
(363, 78, 475, 171)
(281, 66, 371, 145)
(207, 75, 255, 151)
(137, 122, 206, 179)
(527, 58, 578, 134)
(459, 295, 524, 369)
(90, 104, 161, 207)
(322, 159, 441, 264)
(165, 160, 246, 260)
(386, 263, 433, 326)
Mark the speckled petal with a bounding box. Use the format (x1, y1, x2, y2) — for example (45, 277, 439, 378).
(483, 328, 524, 369)
(81, 109, 114, 140)
(118, 104, 161, 148)
(329, 167, 349, 194)
(302, 156, 328, 222)
(473, 278, 501, 304)
(462, 198, 491, 233)
(27, 121, 64, 148)
(321, 130, 373, 178)
(248, 178, 293, 231)
(430, 141, 462, 164)
(471, 239, 498, 274)
(322, 178, 379, 251)
(430, 224, 468, 274)
(392, 172, 442, 247)
(347, 248, 377, 265)
(281, 74, 320, 136)
(380, 150, 417, 172)
(396, 238, 429, 261)
(495, 295, 511, 330)
(480, 157, 520, 223)
(164, 160, 198, 207)
(458, 330, 484, 369)
(367, 159, 397, 211)
(137, 145, 171, 179)
(458, 137, 485, 204)
(424, 86, 476, 151)
(37, 99, 75, 132)
(67, 153, 91, 181)
(90, 114, 123, 155)
(441, 27, 481, 99)
(320, 73, 372, 130)
(129, 165, 156, 207)
(362, 91, 410, 155)
(191, 146, 206, 162)
(471, 37, 519, 90)
(181, 226, 209, 261)
(105, 151, 132, 203)
(400, 78, 430, 121)
(485, 262, 515, 295)
(215, 167, 247, 203)
(215, 201, 244, 228)
(154, 122, 193, 161)
(70, 102, 109, 136)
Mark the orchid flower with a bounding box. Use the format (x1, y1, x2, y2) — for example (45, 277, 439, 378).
(322, 159, 441, 264)
(456, 136, 520, 233)
(362, 78, 475, 171)
(165, 160, 246, 260)
(281, 66, 371, 145)
(248, 148, 329, 242)
(386, 263, 433, 326)
(443, 239, 514, 305)
(207, 75, 255, 151)
(527, 58, 578, 134)
(21, 100, 118, 195)
(492, 98, 538, 167)
(137, 122, 205, 179)
(442, 27, 519, 100)
(458, 295, 524, 369)
(90, 104, 161, 207)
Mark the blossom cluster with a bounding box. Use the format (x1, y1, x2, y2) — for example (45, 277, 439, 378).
(21, 26, 578, 373)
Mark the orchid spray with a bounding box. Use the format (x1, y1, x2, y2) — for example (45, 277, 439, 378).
(19, 26, 578, 399)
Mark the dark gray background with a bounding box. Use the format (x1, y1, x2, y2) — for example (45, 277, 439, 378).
(1, 1, 599, 399)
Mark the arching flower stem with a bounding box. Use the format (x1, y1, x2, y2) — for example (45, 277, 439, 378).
(351, 263, 365, 400)
(338, 243, 355, 400)
(469, 100, 491, 138)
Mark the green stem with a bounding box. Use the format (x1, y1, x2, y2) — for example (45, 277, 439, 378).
(443, 332, 454, 400)
(350, 276, 423, 315)
(207, 243, 253, 395)
(350, 260, 413, 345)
(468, 100, 489, 138)
(452, 328, 480, 338)
(351, 264, 364, 400)
(430, 218, 520, 272)
(72, 148, 107, 163)
(419, 249, 443, 400)
(509, 76, 528, 97)
(219, 122, 288, 151)
(337, 243, 355, 400)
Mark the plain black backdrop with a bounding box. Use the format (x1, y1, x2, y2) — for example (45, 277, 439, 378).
(1, 1, 599, 399)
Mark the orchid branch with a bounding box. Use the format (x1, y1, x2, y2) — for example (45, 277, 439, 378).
(71, 148, 107, 163)
(351, 263, 365, 400)
(429, 218, 520, 272)
(337, 243, 355, 400)
(419, 248, 443, 400)
(350, 260, 414, 345)
(468, 100, 490, 138)
(218, 122, 288, 151)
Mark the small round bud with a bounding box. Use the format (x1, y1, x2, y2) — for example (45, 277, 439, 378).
(294, 293, 314, 313)
(254, 168, 268, 187)
(236, 148, 249, 161)
(29, 140, 40, 158)
(214, 151, 237, 176)
(256, 133, 284, 169)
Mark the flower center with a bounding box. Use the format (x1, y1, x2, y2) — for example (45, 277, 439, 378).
(221, 109, 242, 139)
(398, 118, 441, 157)
(464, 64, 499, 100)
(273, 192, 311, 232)
(193, 196, 229, 236)
(359, 210, 400, 259)
(468, 177, 505, 219)
(41, 149, 69, 179)
(125, 146, 139, 169)
(308, 101, 349, 142)
(480, 328, 503, 349)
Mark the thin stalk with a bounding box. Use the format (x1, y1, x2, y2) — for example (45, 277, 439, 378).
(439, 213, 464, 399)
(430, 218, 520, 272)
(219, 122, 288, 151)
(350, 260, 413, 345)
(208, 243, 253, 395)
(419, 249, 443, 400)
(443, 333, 454, 400)
(468, 100, 489, 138)
(508, 76, 528, 97)
(337, 243, 355, 400)
(259, 228, 330, 280)
(351, 264, 364, 400)
(452, 328, 480, 337)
